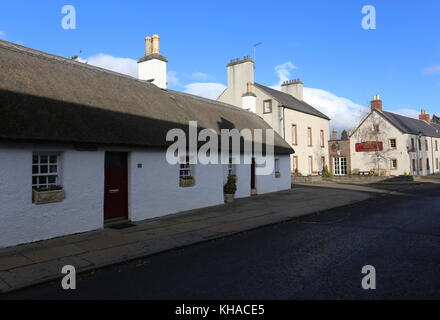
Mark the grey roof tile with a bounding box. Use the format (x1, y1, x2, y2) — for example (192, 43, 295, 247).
(254, 83, 330, 120)
(381, 111, 440, 138)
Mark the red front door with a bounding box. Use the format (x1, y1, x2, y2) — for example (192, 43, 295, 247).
(104, 152, 128, 221)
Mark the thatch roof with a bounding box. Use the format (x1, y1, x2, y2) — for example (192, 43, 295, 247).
(0, 40, 293, 154)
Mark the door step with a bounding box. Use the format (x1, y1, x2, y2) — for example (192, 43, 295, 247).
(108, 221, 136, 230)
(104, 217, 130, 227)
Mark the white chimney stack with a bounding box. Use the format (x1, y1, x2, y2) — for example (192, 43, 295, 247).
(242, 82, 257, 113)
(138, 34, 168, 89)
(281, 79, 303, 101)
(226, 56, 255, 104)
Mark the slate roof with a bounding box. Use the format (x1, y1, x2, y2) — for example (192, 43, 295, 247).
(254, 83, 330, 120)
(0, 40, 293, 154)
(381, 111, 440, 138)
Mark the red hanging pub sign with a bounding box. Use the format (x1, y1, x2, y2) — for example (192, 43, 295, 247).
(355, 141, 383, 152)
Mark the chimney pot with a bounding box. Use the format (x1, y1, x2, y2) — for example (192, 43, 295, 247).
(419, 109, 430, 123)
(370, 94, 383, 112)
(151, 34, 160, 54)
(145, 36, 152, 55)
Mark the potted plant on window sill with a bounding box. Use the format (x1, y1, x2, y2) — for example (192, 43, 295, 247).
(224, 174, 237, 203)
(179, 176, 195, 188)
(32, 185, 65, 204)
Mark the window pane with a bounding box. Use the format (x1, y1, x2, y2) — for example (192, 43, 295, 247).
(49, 155, 57, 163)
(40, 155, 48, 163)
(32, 176, 37, 185)
(38, 176, 47, 184)
(49, 165, 57, 173)
(32, 165, 39, 174)
(48, 176, 57, 184)
(32, 155, 39, 164)
(40, 165, 48, 174)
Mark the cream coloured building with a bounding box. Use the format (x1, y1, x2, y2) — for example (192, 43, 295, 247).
(218, 57, 330, 175)
(350, 95, 440, 176)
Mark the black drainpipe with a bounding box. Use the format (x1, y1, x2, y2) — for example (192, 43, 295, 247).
(282, 106, 286, 139)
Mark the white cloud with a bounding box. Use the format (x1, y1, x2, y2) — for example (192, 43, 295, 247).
(274, 62, 297, 85)
(0, 31, 6, 39)
(75, 54, 225, 99)
(388, 108, 420, 119)
(184, 82, 226, 100)
(191, 72, 212, 80)
(270, 61, 368, 131)
(424, 65, 440, 75)
(78, 53, 138, 78)
(167, 70, 181, 86)
(303, 88, 369, 131)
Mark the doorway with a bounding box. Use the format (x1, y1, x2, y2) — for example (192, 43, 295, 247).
(334, 157, 347, 175)
(251, 157, 256, 190)
(104, 152, 128, 221)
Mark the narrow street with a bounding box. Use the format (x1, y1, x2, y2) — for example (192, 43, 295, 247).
(4, 184, 440, 300)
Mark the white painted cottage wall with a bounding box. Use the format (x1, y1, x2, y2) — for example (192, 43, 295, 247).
(255, 155, 291, 194)
(349, 113, 411, 175)
(0, 144, 104, 248)
(128, 150, 225, 221)
(0, 145, 292, 247)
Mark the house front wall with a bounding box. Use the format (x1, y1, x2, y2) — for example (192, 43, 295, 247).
(350, 112, 411, 175)
(128, 150, 225, 221)
(253, 87, 284, 135)
(348, 111, 440, 176)
(0, 144, 291, 248)
(255, 154, 291, 194)
(407, 135, 440, 176)
(283, 108, 329, 175)
(0, 143, 104, 248)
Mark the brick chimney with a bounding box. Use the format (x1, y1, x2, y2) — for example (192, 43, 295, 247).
(281, 79, 303, 101)
(370, 94, 382, 112)
(419, 109, 430, 123)
(138, 34, 168, 89)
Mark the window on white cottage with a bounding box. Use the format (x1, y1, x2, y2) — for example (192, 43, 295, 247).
(32, 153, 60, 189)
(179, 156, 195, 187)
(179, 157, 193, 179)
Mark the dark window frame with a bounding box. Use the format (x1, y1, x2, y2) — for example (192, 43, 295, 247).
(263, 99, 272, 114)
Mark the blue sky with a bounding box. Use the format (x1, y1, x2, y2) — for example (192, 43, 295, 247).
(1, 0, 439, 130)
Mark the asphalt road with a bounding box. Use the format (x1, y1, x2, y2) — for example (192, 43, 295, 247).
(4, 184, 440, 299)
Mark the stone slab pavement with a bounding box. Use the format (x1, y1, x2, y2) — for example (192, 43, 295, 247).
(0, 181, 432, 294)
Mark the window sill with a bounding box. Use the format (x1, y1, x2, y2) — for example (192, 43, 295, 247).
(179, 177, 195, 188)
(32, 188, 65, 205)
